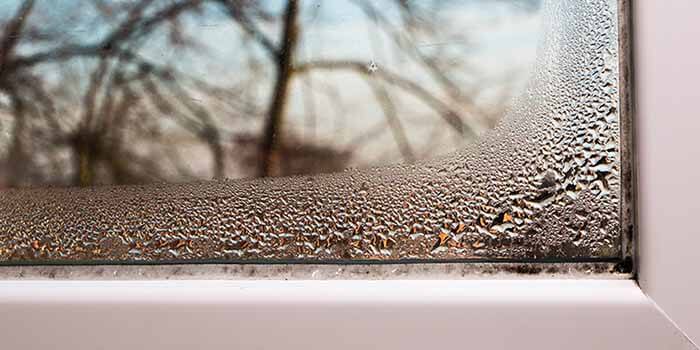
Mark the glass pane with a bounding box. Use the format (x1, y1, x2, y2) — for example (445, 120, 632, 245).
(0, 0, 542, 184)
(0, 0, 628, 266)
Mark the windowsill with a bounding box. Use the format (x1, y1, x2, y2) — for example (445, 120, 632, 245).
(0, 279, 693, 349)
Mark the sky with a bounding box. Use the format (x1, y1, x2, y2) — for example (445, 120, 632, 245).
(1, 0, 544, 166)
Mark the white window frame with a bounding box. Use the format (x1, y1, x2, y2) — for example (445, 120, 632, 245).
(1, 1, 699, 349)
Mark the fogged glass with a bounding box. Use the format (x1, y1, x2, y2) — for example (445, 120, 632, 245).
(0, 0, 623, 264)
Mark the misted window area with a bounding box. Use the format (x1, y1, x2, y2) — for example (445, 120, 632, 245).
(0, 0, 627, 266)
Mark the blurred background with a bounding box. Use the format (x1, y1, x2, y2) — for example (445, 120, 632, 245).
(0, 0, 542, 188)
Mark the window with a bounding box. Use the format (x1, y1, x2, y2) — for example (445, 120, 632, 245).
(4, 1, 700, 349)
(0, 0, 631, 271)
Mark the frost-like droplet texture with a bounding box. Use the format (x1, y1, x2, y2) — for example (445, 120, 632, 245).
(0, 0, 621, 263)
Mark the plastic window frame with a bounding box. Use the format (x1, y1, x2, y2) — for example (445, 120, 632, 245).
(2, 1, 699, 349)
(0, 0, 632, 273)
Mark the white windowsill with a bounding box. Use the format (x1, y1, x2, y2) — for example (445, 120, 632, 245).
(0, 280, 694, 350)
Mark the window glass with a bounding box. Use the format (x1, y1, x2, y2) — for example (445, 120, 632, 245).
(0, 0, 625, 265)
(0, 0, 542, 184)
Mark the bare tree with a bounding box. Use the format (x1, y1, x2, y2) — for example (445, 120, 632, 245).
(0, 0, 534, 187)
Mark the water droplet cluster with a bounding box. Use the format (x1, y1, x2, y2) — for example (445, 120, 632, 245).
(0, 0, 621, 263)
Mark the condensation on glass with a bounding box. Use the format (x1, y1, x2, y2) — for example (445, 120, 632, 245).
(0, 0, 628, 266)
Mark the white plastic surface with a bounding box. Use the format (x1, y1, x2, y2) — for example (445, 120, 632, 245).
(635, 0, 700, 346)
(0, 280, 693, 350)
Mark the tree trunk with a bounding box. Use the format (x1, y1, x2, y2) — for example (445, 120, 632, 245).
(5, 95, 27, 186)
(73, 132, 98, 187)
(259, 0, 299, 177)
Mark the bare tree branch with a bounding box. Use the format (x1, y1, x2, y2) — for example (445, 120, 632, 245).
(293, 60, 475, 137)
(216, 0, 279, 60)
(366, 78, 416, 162)
(0, 0, 35, 78)
(351, 0, 478, 107)
(7, 0, 203, 70)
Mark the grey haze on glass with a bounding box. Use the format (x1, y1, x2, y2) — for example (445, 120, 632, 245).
(0, 0, 623, 264)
